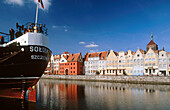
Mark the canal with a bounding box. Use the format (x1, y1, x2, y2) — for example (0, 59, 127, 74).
(1, 79, 170, 110)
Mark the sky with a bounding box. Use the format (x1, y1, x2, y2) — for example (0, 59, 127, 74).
(0, 0, 170, 55)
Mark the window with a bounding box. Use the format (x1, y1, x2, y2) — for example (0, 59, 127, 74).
(153, 69, 155, 73)
(131, 59, 133, 62)
(147, 53, 150, 56)
(127, 60, 129, 62)
(149, 58, 151, 61)
(119, 60, 121, 63)
(146, 69, 148, 73)
(162, 54, 164, 57)
(137, 59, 139, 62)
(163, 59, 166, 62)
(113, 61, 114, 63)
(153, 63, 155, 66)
(134, 59, 136, 62)
(137, 54, 140, 57)
(107, 61, 109, 63)
(149, 64, 151, 66)
(71, 67, 72, 69)
(113, 56, 114, 59)
(145, 64, 148, 66)
(151, 53, 153, 56)
(152, 58, 155, 61)
(61, 60, 64, 62)
(163, 64, 166, 67)
(145, 59, 148, 61)
(110, 57, 111, 59)
(110, 61, 111, 63)
(141, 59, 143, 62)
(134, 70, 136, 73)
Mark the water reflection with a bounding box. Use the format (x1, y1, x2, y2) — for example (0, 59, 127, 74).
(37, 79, 170, 110)
(0, 79, 170, 110)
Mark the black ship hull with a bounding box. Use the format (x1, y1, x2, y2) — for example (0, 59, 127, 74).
(0, 45, 51, 99)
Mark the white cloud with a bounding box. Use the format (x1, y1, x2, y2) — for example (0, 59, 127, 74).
(52, 25, 58, 29)
(33, 0, 51, 10)
(52, 25, 69, 32)
(85, 42, 99, 48)
(4, 0, 24, 6)
(79, 42, 86, 44)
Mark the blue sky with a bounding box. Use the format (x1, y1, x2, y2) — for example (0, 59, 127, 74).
(1, 0, 170, 55)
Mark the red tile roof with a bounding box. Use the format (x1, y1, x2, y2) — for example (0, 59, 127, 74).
(147, 40, 156, 46)
(62, 53, 82, 62)
(100, 51, 109, 60)
(139, 49, 145, 54)
(84, 51, 109, 61)
(62, 52, 70, 54)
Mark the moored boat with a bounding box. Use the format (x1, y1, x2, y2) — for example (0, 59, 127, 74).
(0, 22, 51, 99)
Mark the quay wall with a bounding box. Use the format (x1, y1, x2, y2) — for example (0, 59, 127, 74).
(41, 75, 170, 85)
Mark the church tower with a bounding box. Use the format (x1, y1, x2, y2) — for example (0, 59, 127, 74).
(146, 33, 158, 51)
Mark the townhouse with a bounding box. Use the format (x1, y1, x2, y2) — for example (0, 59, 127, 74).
(125, 50, 135, 75)
(59, 52, 83, 75)
(105, 50, 118, 75)
(53, 55, 61, 74)
(84, 51, 108, 75)
(133, 49, 145, 75)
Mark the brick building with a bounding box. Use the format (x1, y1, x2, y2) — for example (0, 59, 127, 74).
(59, 52, 83, 75)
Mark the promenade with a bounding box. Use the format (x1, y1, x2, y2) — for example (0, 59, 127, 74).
(41, 75, 170, 85)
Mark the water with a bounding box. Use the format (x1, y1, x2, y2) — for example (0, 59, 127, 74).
(1, 79, 170, 110)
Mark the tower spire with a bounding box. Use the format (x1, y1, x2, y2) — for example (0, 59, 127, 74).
(151, 33, 153, 40)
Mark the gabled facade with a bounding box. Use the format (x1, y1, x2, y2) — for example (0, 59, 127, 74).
(125, 50, 135, 75)
(133, 49, 145, 75)
(105, 50, 118, 75)
(117, 51, 126, 75)
(144, 48, 159, 75)
(158, 50, 168, 76)
(59, 52, 83, 75)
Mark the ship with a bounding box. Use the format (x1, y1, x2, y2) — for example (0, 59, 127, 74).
(0, 22, 51, 99)
(0, 1, 51, 99)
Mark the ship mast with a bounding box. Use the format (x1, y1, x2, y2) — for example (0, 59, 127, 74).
(34, 2, 39, 33)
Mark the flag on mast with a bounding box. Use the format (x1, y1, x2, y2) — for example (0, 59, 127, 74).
(38, 0, 44, 9)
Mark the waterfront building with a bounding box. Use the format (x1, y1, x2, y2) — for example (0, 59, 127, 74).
(125, 50, 135, 75)
(44, 54, 55, 74)
(133, 49, 145, 75)
(84, 51, 108, 75)
(54, 55, 61, 74)
(158, 50, 168, 76)
(168, 53, 170, 75)
(98, 51, 109, 75)
(117, 51, 126, 75)
(144, 35, 159, 75)
(59, 52, 83, 75)
(105, 50, 118, 75)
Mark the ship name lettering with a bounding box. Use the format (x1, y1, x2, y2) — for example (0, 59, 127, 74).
(30, 46, 48, 53)
(31, 55, 47, 60)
